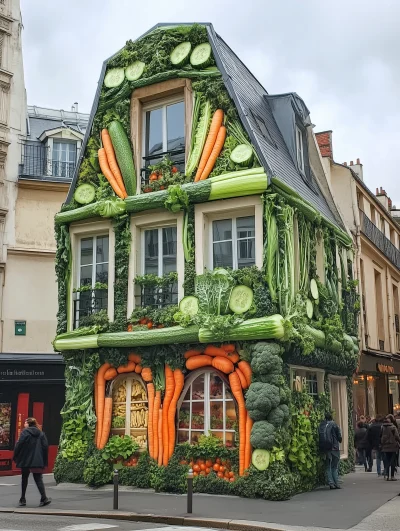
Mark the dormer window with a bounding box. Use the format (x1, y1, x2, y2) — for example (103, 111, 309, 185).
(295, 125, 305, 173)
(52, 141, 77, 179)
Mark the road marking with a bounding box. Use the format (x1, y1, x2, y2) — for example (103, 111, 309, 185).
(58, 525, 118, 531)
(0, 483, 17, 486)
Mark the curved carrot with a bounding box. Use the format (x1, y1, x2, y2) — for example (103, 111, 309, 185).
(147, 382, 155, 459)
(101, 129, 127, 198)
(186, 355, 213, 370)
(204, 345, 227, 357)
(128, 353, 141, 364)
(117, 361, 135, 374)
(94, 372, 98, 444)
(104, 367, 118, 381)
(227, 352, 240, 364)
(229, 371, 246, 476)
(158, 407, 163, 466)
(168, 369, 185, 459)
(96, 362, 111, 448)
(153, 390, 161, 461)
(184, 349, 203, 359)
(212, 356, 234, 374)
(135, 364, 142, 374)
(141, 367, 153, 382)
(98, 148, 125, 199)
(194, 109, 224, 181)
(238, 360, 252, 387)
(235, 367, 248, 389)
(244, 412, 253, 471)
(99, 397, 113, 449)
(199, 126, 227, 180)
(162, 366, 175, 466)
(221, 344, 236, 353)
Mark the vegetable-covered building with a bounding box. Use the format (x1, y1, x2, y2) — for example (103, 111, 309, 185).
(53, 23, 359, 498)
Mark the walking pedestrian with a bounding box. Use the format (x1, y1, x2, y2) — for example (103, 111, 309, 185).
(380, 416, 400, 481)
(13, 417, 51, 507)
(319, 412, 343, 489)
(387, 414, 400, 470)
(354, 421, 372, 471)
(368, 414, 385, 476)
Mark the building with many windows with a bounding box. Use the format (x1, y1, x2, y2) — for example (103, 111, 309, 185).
(316, 131, 400, 419)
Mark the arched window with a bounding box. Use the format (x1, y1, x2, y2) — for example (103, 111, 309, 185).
(177, 369, 237, 447)
(110, 374, 148, 449)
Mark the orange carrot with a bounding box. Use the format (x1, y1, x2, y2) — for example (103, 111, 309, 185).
(194, 109, 224, 181)
(104, 367, 118, 381)
(158, 407, 163, 466)
(184, 349, 203, 359)
(141, 367, 153, 382)
(204, 345, 228, 357)
(227, 352, 240, 364)
(162, 366, 175, 466)
(244, 412, 253, 471)
(238, 360, 252, 387)
(147, 382, 155, 459)
(128, 353, 141, 364)
(117, 361, 135, 374)
(101, 129, 127, 198)
(96, 362, 111, 448)
(94, 372, 98, 444)
(135, 364, 142, 374)
(168, 369, 185, 459)
(186, 355, 213, 370)
(221, 344, 236, 353)
(153, 390, 161, 461)
(199, 125, 227, 181)
(212, 356, 234, 374)
(99, 397, 113, 449)
(98, 147, 125, 199)
(235, 367, 248, 389)
(229, 372, 246, 476)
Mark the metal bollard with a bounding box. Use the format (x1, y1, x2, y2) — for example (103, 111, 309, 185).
(187, 468, 194, 514)
(113, 469, 119, 510)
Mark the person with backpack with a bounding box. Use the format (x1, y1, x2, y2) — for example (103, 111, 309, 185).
(319, 412, 343, 489)
(354, 420, 373, 471)
(381, 416, 400, 481)
(367, 415, 385, 476)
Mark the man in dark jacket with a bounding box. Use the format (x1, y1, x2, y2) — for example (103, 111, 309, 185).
(367, 414, 384, 476)
(319, 412, 343, 489)
(381, 416, 400, 481)
(354, 421, 372, 471)
(13, 417, 51, 507)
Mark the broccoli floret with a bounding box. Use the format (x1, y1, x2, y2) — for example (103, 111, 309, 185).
(250, 420, 276, 450)
(267, 404, 290, 428)
(246, 382, 281, 421)
(251, 342, 283, 376)
(279, 386, 291, 405)
(278, 403, 290, 421)
(256, 373, 284, 386)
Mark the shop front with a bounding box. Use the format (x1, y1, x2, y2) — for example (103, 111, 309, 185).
(353, 351, 400, 420)
(0, 354, 65, 476)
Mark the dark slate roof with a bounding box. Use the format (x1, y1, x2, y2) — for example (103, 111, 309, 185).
(64, 23, 344, 229)
(27, 106, 89, 141)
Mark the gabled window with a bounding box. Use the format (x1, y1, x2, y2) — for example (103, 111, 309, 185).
(211, 215, 255, 270)
(52, 141, 77, 178)
(295, 125, 305, 174)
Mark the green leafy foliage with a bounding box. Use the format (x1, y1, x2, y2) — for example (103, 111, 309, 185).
(164, 185, 189, 212)
(192, 77, 238, 121)
(55, 224, 71, 334)
(83, 451, 113, 487)
(235, 461, 301, 500)
(102, 435, 139, 461)
(118, 452, 151, 488)
(110, 214, 131, 333)
(54, 454, 84, 484)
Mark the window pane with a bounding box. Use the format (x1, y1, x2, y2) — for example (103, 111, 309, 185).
(145, 108, 163, 164)
(96, 263, 108, 284)
(96, 236, 109, 264)
(80, 238, 93, 266)
(144, 229, 159, 275)
(213, 241, 233, 268)
(213, 219, 232, 242)
(178, 402, 190, 429)
(167, 101, 185, 152)
(192, 374, 205, 400)
(210, 374, 223, 399)
(210, 403, 223, 429)
(162, 227, 177, 274)
(226, 400, 236, 430)
(80, 265, 92, 287)
(237, 216, 255, 239)
(237, 216, 255, 269)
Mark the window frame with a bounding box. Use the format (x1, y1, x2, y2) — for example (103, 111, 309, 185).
(141, 225, 178, 277)
(289, 365, 325, 397)
(69, 220, 115, 331)
(77, 234, 109, 289)
(296, 125, 305, 174)
(328, 375, 348, 459)
(52, 140, 77, 178)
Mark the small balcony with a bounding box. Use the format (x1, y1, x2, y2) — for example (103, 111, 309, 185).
(19, 143, 76, 183)
(73, 289, 108, 329)
(359, 210, 400, 269)
(135, 284, 178, 309)
(140, 148, 185, 189)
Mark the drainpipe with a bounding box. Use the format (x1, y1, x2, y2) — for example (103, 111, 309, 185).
(386, 268, 395, 353)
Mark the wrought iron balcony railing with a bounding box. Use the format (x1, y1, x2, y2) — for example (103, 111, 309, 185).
(73, 289, 108, 329)
(140, 148, 185, 187)
(359, 210, 400, 269)
(135, 284, 178, 309)
(19, 143, 76, 181)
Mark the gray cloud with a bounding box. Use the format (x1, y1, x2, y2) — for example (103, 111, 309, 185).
(21, 0, 400, 204)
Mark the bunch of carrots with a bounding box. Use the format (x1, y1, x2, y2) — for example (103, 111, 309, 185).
(98, 129, 128, 199)
(184, 344, 252, 476)
(194, 109, 226, 182)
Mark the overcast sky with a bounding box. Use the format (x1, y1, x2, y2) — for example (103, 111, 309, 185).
(20, 0, 400, 205)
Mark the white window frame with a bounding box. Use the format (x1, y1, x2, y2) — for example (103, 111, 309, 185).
(296, 125, 305, 173)
(69, 220, 115, 331)
(128, 211, 184, 316)
(289, 365, 325, 396)
(77, 234, 109, 289)
(195, 196, 263, 275)
(328, 375, 348, 459)
(52, 140, 77, 178)
(177, 368, 237, 446)
(142, 94, 185, 162)
(141, 225, 178, 277)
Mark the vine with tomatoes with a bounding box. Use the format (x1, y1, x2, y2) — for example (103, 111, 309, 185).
(142, 155, 191, 193)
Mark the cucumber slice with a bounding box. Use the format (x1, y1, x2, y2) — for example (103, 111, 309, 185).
(229, 285, 254, 314)
(179, 296, 199, 317)
(306, 298, 313, 319)
(230, 144, 253, 167)
(170, 42, 192, 66)
(74, 183, 96, 205)
(310, 278, 319, 300)
(125, 61, 145, 81)
(190, 43, 212, 69)
(252, 449, 270, 471)
(104, 68, 125, 88)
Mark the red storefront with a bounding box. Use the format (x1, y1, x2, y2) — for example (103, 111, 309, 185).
(0, 354, 64, 476)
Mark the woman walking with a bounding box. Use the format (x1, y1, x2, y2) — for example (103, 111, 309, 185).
(381, 416, 400, 481)
(13, 417, 51, 507)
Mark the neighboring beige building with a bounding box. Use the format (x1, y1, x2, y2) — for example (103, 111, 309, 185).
(316, 131, 400, 418)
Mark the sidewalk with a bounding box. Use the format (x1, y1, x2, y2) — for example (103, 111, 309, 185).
(0, 469, 399, 530)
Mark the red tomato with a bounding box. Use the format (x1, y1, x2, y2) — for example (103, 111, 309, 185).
(198, 459, 205, 465)
(219, 465, 225, 473)
(216, 458, 221, 464)
(228, 471, 234, 478)
(200, 463, 206, 471)
(193, 464, 200, 472)
(149, 172, 158, 182)
(205, 459, 213, 468)
(147, 322, 153, 329)
(217, 471, 224, 478)
(200, 470, 206, 476)
(213, 463, 220, 471)
(160, 185, 165, 190)
(172, 166, 178, 173)
(205, 467, 211, 475)
(229, 477, 235, 482)
(193, 471, 198, 477)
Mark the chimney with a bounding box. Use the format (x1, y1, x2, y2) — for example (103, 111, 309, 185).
(315, 130, 333, 158)
(376, 186, 390, 211)
(349, 158, 364, 181)
(74, 102, 78, 113)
